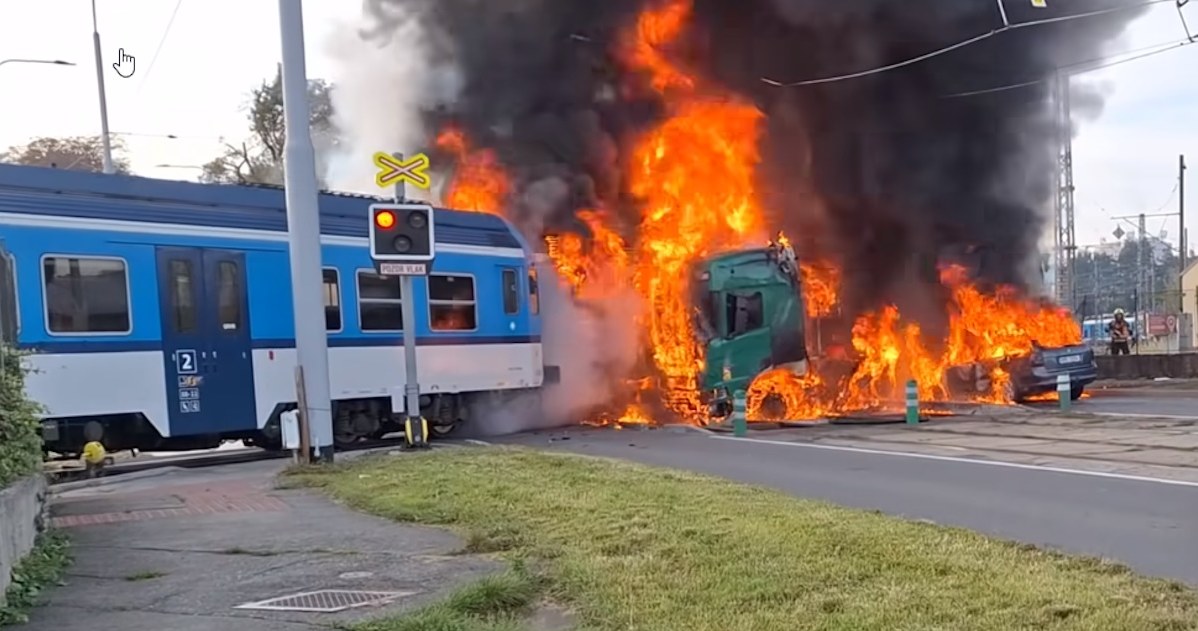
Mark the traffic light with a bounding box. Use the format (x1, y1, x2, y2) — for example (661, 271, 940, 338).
(369, 203, 435, 261)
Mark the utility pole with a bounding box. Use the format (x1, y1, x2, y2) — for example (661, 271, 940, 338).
(90, 0, 115, 174)
(1139, 213, 1147, 313)
(1054, 71, 1077, 309)
(1181, 154, 1188, 313)
(277, 0, 334, 462)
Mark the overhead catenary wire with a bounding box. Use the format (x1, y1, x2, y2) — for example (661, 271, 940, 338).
(136, 0, 185, 95)
(1177, 0, 1194, 41)
(941, 37, 1195, 97)
(761, 0, 1178, 87)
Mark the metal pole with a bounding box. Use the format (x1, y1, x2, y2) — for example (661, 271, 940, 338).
(1181, 154, 1188, 313)
(90, 0, 115, 174)
(393, 154, 422, 434)
(278, 0, 334, 462)
(1139, 212, 1147, 309)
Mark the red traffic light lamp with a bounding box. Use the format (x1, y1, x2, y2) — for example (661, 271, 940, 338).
(375, 210, 396, 229)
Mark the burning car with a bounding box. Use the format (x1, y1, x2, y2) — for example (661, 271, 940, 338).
(946, 343, 1097, 403)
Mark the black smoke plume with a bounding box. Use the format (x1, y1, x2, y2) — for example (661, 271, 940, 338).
(361, 0, 1145, 313)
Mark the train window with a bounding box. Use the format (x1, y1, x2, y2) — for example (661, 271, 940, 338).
(502, 269, 519, 315)
(428, 274, 477, 331)
(724, 291, 763, 338)
(322, 268, 342, 332)
(217, 261, 242, 331)
(0, 248, 16, 344)
(42, 256, 131, 335)
(167, 259, 198, 334)
(357, 270, 403, 331)
(528, 268, 540, 315)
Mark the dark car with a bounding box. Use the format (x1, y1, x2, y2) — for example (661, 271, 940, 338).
(945, 343, 1097, 403)
(1004, 343, 1097, 402)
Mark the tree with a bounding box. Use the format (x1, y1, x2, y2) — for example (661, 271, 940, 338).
(0, 135, 130, 173)
(201, 67, 337, 187)
(1072, 236, 1180, 318)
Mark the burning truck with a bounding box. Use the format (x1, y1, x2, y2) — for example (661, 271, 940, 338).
(689, 236, 1097, 422)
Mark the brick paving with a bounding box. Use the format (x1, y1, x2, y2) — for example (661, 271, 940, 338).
(51, 477, 290, 528)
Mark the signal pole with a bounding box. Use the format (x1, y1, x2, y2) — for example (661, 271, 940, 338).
(277, 0, 334, 462)
(391, 153, 423, 442)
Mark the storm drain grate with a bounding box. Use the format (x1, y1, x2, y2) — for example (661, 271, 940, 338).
(235, 589, 414, 613)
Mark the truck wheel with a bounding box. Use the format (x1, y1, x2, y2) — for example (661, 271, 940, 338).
(1070, 385, 1085, 401)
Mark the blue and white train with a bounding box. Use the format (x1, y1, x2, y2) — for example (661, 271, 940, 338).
(0, 164, 558, 455)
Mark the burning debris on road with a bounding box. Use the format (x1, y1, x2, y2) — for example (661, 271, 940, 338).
(346, 0, 1142, 428)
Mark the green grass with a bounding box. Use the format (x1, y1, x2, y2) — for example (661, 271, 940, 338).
(290, 447, 1198, 631)
(350, 570, 542, 631)
(0, 530, 71, 627)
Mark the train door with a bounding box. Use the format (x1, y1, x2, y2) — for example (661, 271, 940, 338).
(0, 241, 16, 345)
(155, 247, 257, 437)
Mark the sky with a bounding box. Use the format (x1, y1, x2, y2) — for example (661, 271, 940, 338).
(0, 0, 1194, 251)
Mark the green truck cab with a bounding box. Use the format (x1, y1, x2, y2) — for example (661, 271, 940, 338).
(691, 239, 810, 416)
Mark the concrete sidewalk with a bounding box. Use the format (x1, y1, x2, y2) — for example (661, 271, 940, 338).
(30, 456, 502, 631)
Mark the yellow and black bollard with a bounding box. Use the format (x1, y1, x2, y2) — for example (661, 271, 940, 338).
(403, 416, 430, 449)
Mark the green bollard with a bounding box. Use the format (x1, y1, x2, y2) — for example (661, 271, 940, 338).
(732, 390, 748, 437)
(905, 379, 919, 425)
(1057, 374, 1071, 412)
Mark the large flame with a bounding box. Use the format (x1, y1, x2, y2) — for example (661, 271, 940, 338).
(745, 263, 1083, 420)
(435, 127, 510, 214)
(625, 0, 767, 422)
(434, 0, 1085, 429)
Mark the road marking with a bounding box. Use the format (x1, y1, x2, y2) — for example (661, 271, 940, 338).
(709, 435, 1198, 488)
(1087, 412, 1198, 421)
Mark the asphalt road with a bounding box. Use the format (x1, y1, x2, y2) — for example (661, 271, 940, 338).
(505, 428, 1198, 585)
(1031, 387, 1198, 417)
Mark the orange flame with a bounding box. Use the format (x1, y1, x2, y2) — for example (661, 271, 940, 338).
(435, 3, 1086, 430)
(746, 265, 1083, 421)
(800, 262, 840, 318)
(626, 0, 767, 423)
(435, 127, 510, 214)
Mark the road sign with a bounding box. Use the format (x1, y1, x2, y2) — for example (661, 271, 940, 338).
(368, 203, 436, 262)
(378, 262, 428, 276)
(373, 151, 432, 190)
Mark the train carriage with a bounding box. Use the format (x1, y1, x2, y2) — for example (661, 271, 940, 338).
(0, 164, 554, 454)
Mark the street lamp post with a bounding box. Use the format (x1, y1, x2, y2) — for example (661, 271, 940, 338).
(91, 0, 115, 174)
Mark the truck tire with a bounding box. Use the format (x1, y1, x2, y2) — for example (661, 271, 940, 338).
(1070, 385, 1085, 401)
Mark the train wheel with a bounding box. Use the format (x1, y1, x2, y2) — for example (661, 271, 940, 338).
(430, 419, 458, 437)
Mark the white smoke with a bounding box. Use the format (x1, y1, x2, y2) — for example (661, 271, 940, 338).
(321, 10, 461, 196)
(464, 264, 643, 438)
(539, 268, 643, 424)
(319, 5, 643, 437)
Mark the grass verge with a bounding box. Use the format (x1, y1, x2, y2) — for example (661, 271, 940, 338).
(289, 447, 1198, 631)
(0, 530, 71, 626)
(350, 568, 542, 631)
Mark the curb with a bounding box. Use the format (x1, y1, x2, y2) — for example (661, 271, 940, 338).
(50, 466, 184, 492)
